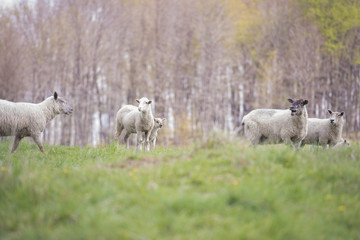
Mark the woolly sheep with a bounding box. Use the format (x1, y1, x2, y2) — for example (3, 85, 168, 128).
(333, 138, 350, 149)
(240, 98, 309, 148)
(149, 118, 166, 150)
(0, 92, 73, 153)
(115, 97, 154, 151)
(117, 117, 165, 150)
(115, 105, 136, 148)
(301, 110, 344, 148)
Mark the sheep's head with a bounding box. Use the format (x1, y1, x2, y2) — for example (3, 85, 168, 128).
(335, 139, 350, 148)
(288, 98, 308, 116)
(342, 139, 350, 147)
(328, 110, 344, 126)
(53, 92, 73, 115)
(154, 118, 166, 129)
(136, 97, 152, 113)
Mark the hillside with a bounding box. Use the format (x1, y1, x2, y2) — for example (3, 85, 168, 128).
(0, 139, 359, 240)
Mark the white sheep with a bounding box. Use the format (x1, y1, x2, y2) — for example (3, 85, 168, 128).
(115, 105, 137, 148)
(241, 98, 309, 148)
(149, 118, 166, 150)
(302, 110, 345, 148)
(115, 97, 154, 151)
(333, 138, 350, 149)
(0, 92, 73, 153)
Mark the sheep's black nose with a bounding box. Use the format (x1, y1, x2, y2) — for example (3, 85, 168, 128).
(330, 119, 334, 123)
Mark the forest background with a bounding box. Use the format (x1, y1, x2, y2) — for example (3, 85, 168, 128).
(1, 0, 359, 146)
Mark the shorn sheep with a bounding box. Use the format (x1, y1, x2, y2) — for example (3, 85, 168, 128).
(115, 97, 154, 151)
(0, 92, 73, 153)
(302, 110, 345, 148)
(149, 118, 166, 150)
(241, 98, 308, 147)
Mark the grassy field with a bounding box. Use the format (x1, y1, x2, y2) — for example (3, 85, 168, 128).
(0, 138, 359, 240)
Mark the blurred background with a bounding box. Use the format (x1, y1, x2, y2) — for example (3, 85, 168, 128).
(0, 0, 359, 146)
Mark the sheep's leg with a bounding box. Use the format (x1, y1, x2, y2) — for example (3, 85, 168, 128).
(145, 141, 150, 151)
(136, 131, 143, 152)
(293, 140, 302, 149)
(328, 141, 336, 148)
(283, 137, 295, 148)
(123, 132, 131, 149)
(144, 131, 151, 151)
(243, 122, 260, 146)
(116, 125, 124, 145)
(151, 139, 156, 150)
(247, 134, 261, 146)
(11, 135, 23, 153)
(319, 138, 328, 148)
(243, 129, 255, 145)
(141, 132, 148, 151)
(290, 137, 302, 149)
(143, 132, 147, 151)
(32, 135, 45, 153)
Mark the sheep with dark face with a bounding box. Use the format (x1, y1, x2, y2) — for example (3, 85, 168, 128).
(0, 92, 73, 153)
(302, 110, 345, 148)
(240, 98, 309, 148)
(115, 97, 154, 151)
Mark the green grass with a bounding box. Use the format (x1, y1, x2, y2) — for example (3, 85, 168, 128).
(0, 138, 360, 240)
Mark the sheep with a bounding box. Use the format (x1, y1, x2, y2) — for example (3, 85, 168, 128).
(240, 98, 309, 148)
(333, 138, 350, 149)
(0, 92, 73, 153)
(115, 105, 137, 148)
(301, 110, 345, 148)
(115, 97, 154, 151)
(116, 117, 165, 150)
(149, 118, 166, 150)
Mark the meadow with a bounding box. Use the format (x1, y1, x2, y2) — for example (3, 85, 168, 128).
(0, 138, 359, 240)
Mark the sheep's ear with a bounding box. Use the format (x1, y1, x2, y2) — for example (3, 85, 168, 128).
(147, 100, 152, 104)
(54, 92, 58, 100)
(288, 98, 293, 103)
(328, 109, 332, 114)
(303, 100, 308, 105)
(136, 99, 140, 103)
(339, 112, 344, 116)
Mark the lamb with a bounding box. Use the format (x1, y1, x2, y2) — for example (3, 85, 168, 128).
(117, 116, 165, 150)
(301, 110, 345, 148)
(149, 118, 166, 150)
(333, 138, 350, 149)
(115, 97, 154, 151)
(240, 98, 309, 148)
(0, 92, 73, 153)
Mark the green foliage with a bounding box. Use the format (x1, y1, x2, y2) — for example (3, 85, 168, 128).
(227, 0, 264, 45)
(300, 0, 360, 55)
(0, 140, 360, 239)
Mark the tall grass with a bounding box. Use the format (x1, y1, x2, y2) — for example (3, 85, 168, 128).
(0, 139, 359, 240)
